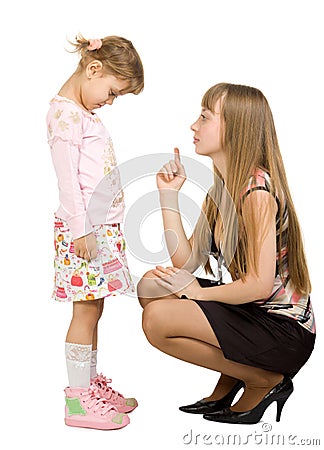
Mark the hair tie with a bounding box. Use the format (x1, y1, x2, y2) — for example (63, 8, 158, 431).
(87, 38, 103, 51)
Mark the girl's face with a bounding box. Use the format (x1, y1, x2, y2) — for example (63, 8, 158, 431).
(81, 63, 129, 111)
(191, 99, 223, 158)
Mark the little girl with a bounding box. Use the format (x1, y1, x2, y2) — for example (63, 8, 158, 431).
(47, 35, 144, 430)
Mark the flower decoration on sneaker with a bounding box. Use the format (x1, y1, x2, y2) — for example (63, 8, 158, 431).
(91, 373, 138, 413)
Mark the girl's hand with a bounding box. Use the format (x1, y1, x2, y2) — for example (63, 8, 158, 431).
(152, 266, 201, 299)
(156, 148, 187, 192)
(74, 232, 98, 261)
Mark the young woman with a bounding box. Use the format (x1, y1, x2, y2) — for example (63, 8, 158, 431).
(137, 83, 315, 424)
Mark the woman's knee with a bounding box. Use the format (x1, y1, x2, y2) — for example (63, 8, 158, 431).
(142, 301, 166, 346)
(137, 270, 158, 307)
(137, 269, 177, 308)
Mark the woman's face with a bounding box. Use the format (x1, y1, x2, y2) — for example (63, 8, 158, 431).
(191, 99, 223, 158)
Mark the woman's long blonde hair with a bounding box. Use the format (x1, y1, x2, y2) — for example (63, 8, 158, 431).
(192, 83, 311, 296)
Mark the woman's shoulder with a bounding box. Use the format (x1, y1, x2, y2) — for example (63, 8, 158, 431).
(249, 167, 271, 189)
(239, 168, 274, 205)
(243, 167, 272, 195)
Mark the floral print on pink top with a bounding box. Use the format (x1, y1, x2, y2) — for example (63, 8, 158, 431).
(47, 95, 125, 239)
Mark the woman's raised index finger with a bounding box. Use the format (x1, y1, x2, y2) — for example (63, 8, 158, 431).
(174, 147, 181, 162)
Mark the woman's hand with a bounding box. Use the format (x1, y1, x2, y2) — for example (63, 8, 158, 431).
(74, 232, 98, 261)
(152, 266, 201, 299)
(156, 148, 186, 192)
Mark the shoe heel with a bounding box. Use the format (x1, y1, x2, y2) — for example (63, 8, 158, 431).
(276, 393, 291, 422)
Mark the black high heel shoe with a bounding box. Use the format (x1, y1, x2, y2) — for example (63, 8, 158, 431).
(203, 376, 293, 424)
(179, 380, 244, 414)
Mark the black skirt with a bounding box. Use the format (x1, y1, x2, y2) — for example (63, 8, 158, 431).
(194, 277, 315, 376)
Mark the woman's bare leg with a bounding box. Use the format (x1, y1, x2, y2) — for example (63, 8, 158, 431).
(138, 270, 239, 401)
(137, 269, 179, 308)
(142, 299, 283, 411)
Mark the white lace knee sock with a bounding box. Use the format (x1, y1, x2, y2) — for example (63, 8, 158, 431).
(90, 349, 98, 379)
(65, 342, 92, 388)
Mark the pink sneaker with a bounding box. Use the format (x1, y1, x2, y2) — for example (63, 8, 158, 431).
(64, 385, 130, 430)
(91, 373, 138, 414)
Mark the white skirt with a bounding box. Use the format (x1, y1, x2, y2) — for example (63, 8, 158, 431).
(53, 216, 135, 302)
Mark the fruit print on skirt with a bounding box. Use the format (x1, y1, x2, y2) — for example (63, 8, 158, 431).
(53, 217, 135, 302)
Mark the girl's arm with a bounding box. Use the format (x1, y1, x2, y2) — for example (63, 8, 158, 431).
(157, 148, 199, 271)
(51, 139, 97, 261)
(50, 139, 90, 239)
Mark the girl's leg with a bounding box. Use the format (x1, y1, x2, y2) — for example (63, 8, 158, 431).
(142, 299, 283, 412)
(91, 299, 104, 378)
(66, 300, 100, 345)
(65, 299, 102, 388)
(90, 298, 139, 412)
(92, 299, 105, 351)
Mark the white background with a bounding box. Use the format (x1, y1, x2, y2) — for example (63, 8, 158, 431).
(1, 0, 323, 448)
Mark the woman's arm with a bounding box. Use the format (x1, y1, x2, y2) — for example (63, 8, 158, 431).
(159, 190, 193, 267)
(192, 189, 277, 302)
(154, 190, 277, 303)
(157, 148, 199, 271)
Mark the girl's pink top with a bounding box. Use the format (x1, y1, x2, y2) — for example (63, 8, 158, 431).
(47, 95, 125, 239)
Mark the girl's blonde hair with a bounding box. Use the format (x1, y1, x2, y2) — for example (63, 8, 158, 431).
(69, 34, 144, 95)
(192, 83, 311, 296)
